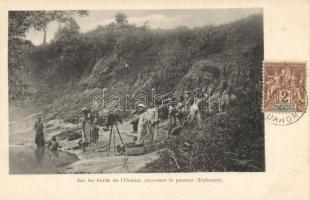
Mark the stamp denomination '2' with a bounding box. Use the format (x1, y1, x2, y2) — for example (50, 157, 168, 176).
(264, 62, 306, 112)
(263, 62, 307, 126)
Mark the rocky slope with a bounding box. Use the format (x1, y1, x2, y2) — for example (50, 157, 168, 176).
(31, 14, 263, 123)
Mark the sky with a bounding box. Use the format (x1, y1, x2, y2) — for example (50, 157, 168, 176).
(25, 8, 262, 45)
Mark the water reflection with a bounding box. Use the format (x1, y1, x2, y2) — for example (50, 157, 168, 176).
(48, 150, 59, 161)
(9, 146, 78, 174)
(34, 147, 45, 171)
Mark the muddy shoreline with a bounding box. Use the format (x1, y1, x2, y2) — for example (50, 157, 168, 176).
(9, 106, 162, 174)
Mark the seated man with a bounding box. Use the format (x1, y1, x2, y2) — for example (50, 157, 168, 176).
(48, 136, 59, 151)
(47, 136, 59, 160)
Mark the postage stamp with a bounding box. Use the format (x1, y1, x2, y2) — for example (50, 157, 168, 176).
(264, 62, 306, 112)
(263, 62, 307, 125)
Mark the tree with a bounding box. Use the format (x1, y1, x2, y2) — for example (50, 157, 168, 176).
(53, 17, 80, 41)
(31, 11, 87, 44)
(8, 11, 33, 40)
(9, 10, 88, 44)
(115, 13, 128, 29)
(8, 11, 88, 102)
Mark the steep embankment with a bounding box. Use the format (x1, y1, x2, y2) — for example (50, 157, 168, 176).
(36, 14, 263, 123)
(84, 14, 262, 93)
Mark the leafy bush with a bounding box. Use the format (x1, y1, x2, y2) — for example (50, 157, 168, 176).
(152, 86, 264, 172)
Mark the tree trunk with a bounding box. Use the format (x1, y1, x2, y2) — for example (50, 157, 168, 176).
(235, 67, 241, 87)
(42, 27, 47, 44)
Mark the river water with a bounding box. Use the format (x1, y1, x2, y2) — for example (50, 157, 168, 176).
(9, 145, 78, 174)
(9, 106, 78, 174)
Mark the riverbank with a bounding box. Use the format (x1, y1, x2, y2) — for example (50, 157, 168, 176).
(9, 105, 165, 174)
(54, 119, 164, 174)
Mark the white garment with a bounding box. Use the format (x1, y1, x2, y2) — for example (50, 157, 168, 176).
(147, 108, 158, 142)
(188, 103, 202, 128)
(136, 111, 149, 144)
(146, 108, 158, 124)
(136, 108, 159, 144)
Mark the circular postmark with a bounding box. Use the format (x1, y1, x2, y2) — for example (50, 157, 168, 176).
(264, 86, 308, 126)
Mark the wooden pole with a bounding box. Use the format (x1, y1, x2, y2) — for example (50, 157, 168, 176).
(108, 125, 113, 156)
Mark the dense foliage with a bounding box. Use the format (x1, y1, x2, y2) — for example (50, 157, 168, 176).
(141, 84, 264, 172)
(9, 13, 262, 103)
(8, 11, 87, 102)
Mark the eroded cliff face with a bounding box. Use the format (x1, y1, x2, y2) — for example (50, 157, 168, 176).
(79, 15, 262, 100)
(82, 46, 262, 101)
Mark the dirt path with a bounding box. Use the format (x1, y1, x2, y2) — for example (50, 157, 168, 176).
(60, 120, 165, 173)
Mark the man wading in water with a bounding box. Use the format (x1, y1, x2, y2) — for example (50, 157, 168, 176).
(81, 107, 92, 152)
(34, 117, 45, 171)
(34, 117, 45, 147)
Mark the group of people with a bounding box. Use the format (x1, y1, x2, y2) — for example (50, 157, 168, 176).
(34, 117, 60, 151)
(34, 80, 238, 154)
(131, 81, 238, 147)
(34, 108, 100, 155)
(34, 117, 60, 166)
(133, 103, 159, 147)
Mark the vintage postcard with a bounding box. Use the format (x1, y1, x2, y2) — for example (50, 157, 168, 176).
(0, 0, 309, 200)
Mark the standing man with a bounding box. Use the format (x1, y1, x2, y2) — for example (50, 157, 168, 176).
(187, 92, 203, 129)
(81, 107, 92, 152)
(176, 95, 185, 126)
(130, 110, 140, 134)
(92, 111, 100, 143)
(147, 102, 159, 144)
(34, 117, 45, 147)
(136, 104, 149, 145)
(167, 97, 178, 137)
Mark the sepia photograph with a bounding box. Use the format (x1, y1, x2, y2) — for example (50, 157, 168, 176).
(9, 8, 265, 174)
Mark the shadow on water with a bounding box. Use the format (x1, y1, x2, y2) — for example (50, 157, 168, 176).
(9, 146, 78, 174)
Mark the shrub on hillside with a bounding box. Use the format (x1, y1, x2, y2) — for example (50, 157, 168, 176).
(152, 86, 264, 172)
